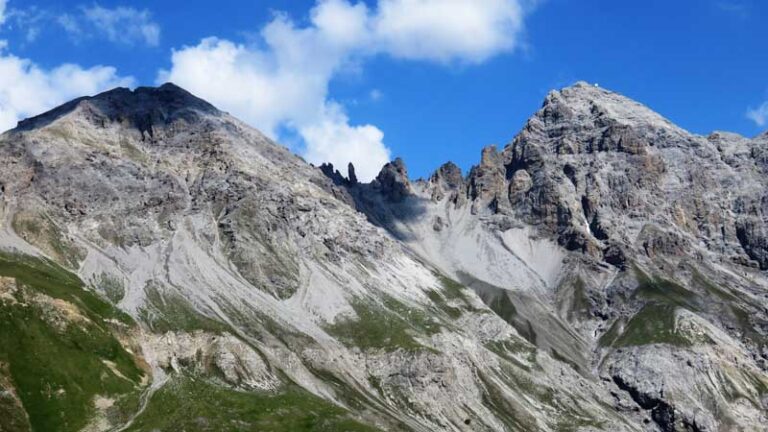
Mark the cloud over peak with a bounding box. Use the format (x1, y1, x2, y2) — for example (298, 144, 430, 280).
(0, 44, 134, 132)
(161, 0, 532, 180)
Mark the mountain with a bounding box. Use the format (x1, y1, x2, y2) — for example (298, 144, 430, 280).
(0, 82, 765, 432)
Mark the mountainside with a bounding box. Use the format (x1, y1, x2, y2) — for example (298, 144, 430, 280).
(0, 82, 766, 432)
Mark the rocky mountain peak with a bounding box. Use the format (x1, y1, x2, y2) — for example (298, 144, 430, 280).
(534, 81, 683, 147)
(429, 162, 463, 189)
(14, 82, 220, 135)
(373, 157, 411, 202)
(425, 162, 464, 203)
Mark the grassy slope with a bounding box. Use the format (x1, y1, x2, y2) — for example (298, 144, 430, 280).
(326, 297, 438, 352)
(0, 253, 145, 432)
(125, 375, 382, 432)
(600, 268, 701, 348)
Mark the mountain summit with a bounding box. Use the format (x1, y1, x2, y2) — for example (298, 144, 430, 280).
(0, 83, 766, 432)
(16, 83, 220, 133)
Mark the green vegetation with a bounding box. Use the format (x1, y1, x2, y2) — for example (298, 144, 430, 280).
(139, 281, 230, 334)
(632, 267, 700, 310)
(381, 295, 442, 335)
(11, 213, 85, 270)
(125, 376, 382, 432)
(497, 364, 555, 406)
(120, 137, 150, 164)
(435, 273, 468, 302)
(0, 253, 145, 432)
(0, 369, 32, 432)
(485, 338, 537, 371)
(427, 273, 488, 319)
(600, 304, 691, 347)
(477, 371, 538, 431)
(602, 267, 768, 349)
(485, 291, 518, 322)
(95, 272, 126, 303)
(599, 267, 711, 348)
(326, 297, 440, 352)
(0, 252, 132, 325)
(426, 289, 463, 319)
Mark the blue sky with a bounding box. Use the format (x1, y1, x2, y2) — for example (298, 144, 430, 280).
(0, 0, 766, 180)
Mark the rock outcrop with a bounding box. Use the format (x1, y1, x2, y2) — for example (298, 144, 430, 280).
(325, 82, 768, 432)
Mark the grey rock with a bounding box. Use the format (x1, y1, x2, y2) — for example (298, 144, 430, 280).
(1, 81, 767, 432)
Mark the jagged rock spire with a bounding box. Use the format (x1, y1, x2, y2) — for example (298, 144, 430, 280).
(467, 145, 505, 214)
(319, 162, 359, 187)
(424, 162, 464, 204)
(430, 162, 463, 188)
(374, 157, 411, 202)
(347, 163, 358, 186)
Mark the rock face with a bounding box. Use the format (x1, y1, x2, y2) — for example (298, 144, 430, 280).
(330, 82, 768, 431)
(0, 82, 766, 432)
(373, 157, 411, 202)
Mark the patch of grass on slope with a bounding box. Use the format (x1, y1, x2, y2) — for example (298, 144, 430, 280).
(11, 213, 86, 270)
(434, 273, 468, 302)
(125, 376, 382, 432)
(0, 252, 133, 325)
(600, 303, 691, 348)
(139, 281, 231, 334)
(326, 297, 440, 352)
(0, 253, 145, 432)
(601, 268, 700, 348)
(632, 267, 700, 310)
(427, 273, 483, 319)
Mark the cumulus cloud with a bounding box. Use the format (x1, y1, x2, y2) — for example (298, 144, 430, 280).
(300, 103, 390, 181)
(159, 0, 388, 181)
(0, 43, 134, 132)
(374, 0, 525, 63)
(160, 0, 532, 180)
(82, 4, 160, 46)
(748, 102, 768, 127)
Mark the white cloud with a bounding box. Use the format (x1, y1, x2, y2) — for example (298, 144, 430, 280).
(2, 5, 50, 43)
(374, 0, 525, 63)
(82, 4, 160, 46)
(748, 102, 768, 127)
(0, 43, 134, 132)
(300, 103, 390, 180)
(57, 13, 82, 37)
(159, 0, 388, 181)
(160, 0, 532, 180)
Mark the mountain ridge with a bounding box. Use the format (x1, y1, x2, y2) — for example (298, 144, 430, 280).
(0, 81, 766, 432)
